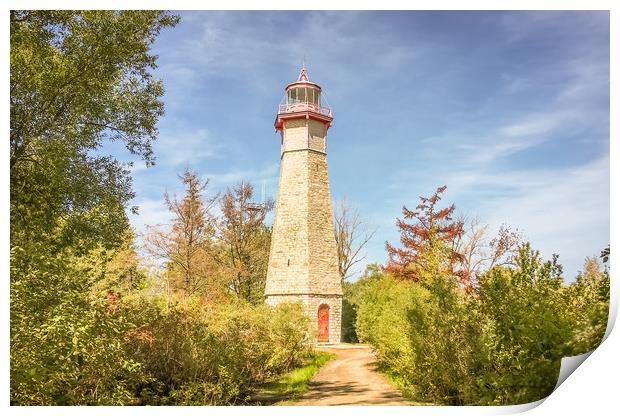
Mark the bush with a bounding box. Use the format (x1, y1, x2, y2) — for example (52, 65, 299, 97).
(341, 280, 363, 343)
(353, 268, 421, 392)
(351, 245, 610, 406)
(122, 296, 311, 405)
(566, 257, 610, 355)
(468, 244, 574, 405)
(10, 245, 145, 405)
(11, 242, 312, 406)
(354, 266, 479, 404)
(407, 273, 481, 404)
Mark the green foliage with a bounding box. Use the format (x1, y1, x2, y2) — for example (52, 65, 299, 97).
(252, 351, 335, 405)
(121, 298, 311, 405)
(10, 245, 146, 405)
(354, 268, 420, 387)
(11, 11, 178, 401)
(11, 245, 312, 406)
(341, 297, 358, 343)
(11, 10, 179, 253)
(352, 244, 610, 406)
(408, 275, 480, 404)
(470, 244, 574, 404)
(341, 263, 383, 343)
(10, 10, 315, 407)
(566, 257, 610, 354)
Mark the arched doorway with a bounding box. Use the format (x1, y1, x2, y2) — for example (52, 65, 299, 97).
(318, 304, 330, 342)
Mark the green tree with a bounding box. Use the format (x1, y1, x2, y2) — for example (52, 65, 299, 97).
(10, 243, 149, 405)
(566, 256, 610, 355)
(10, 10, 178, 404)
(11, 10, 178, 253)
(471, 244, 574, 404)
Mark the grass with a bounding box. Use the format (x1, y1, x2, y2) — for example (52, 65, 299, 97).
(250, 351, 335, 405)
(378, 363, 434, 406)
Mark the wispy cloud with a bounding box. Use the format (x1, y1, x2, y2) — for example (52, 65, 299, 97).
(482, 156, 609, 272)
(131, 197, 174, 235)
(202, 162, 279, 195)
(153, 127, 221, 167)
(135, 11, 609, 280)
(158, 12, 427, 100)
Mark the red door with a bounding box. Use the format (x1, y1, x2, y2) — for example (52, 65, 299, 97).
(318, 304, 330, 342)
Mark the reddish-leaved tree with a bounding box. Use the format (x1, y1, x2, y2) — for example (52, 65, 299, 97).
(385, 185, 467, 284)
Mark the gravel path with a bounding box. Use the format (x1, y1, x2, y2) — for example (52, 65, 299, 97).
(294, 345, 411, 406)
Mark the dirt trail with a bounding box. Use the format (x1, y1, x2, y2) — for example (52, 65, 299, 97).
(294, 345, 410, 406)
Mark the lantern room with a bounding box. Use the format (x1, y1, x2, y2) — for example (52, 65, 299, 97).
(275, 66, 333, 131)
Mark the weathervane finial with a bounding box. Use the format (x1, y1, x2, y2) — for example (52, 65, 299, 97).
(297, 59, 309, 82)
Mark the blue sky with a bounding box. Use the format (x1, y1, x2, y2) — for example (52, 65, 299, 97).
(115, 11, 609, 280)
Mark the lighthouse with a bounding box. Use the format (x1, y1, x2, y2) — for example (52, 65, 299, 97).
(265, 66, 342, 344)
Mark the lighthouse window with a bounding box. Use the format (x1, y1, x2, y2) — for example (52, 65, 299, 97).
(288, 87, 321, 105)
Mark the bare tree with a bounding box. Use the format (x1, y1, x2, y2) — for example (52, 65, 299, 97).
(144, 169, 220, 297)
(456, 219, 521, 284)
(333, 197, 376, 281)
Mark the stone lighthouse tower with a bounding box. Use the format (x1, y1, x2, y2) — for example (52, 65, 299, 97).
(265, 66, 342, 344)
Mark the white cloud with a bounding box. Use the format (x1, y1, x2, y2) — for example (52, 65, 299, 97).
(154, 127, 221, 167)
(498, 111, 571, 137)
(159, 11, 427, 100)
(129, 197, 174, 237)
(143, 11, 609, 281)
(413, 108, 580, 174)
(376, 101, 608, 279)
(481, 156, 609, 276)
(202, 162, 279, 194)
(364, 155, 609, 281)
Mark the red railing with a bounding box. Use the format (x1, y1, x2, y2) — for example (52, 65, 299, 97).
(278, 102, 332, 117)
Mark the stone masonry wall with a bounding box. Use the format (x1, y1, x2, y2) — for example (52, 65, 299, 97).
(264, 149, 310, 294)
(265, 294, 342, 344)
(265, 117, 342, 343)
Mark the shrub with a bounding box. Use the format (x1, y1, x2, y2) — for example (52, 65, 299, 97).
(10, 245, 145, 405)
(11, 242, 312, 406)
(122, 296, 311, 405)
(351, 244, 609, 406)
(566, 257, 610, 355)
(406, 273, 481, 404)
(469, 244, 574, 404)
(353, 269, 420, 391)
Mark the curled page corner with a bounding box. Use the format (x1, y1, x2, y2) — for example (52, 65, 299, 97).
(552, 298, 615, 393)
(554, 351, 593, 391)
(543, 287, 616, 405)
(507, 350, 597, 414)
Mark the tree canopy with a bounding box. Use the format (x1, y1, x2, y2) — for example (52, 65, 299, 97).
(10, 10, 179, 252)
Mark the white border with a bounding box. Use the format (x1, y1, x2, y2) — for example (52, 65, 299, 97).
(2, 1, 616, 415)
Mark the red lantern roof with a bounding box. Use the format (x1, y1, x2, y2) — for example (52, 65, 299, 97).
(275, 66, 333, 131)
